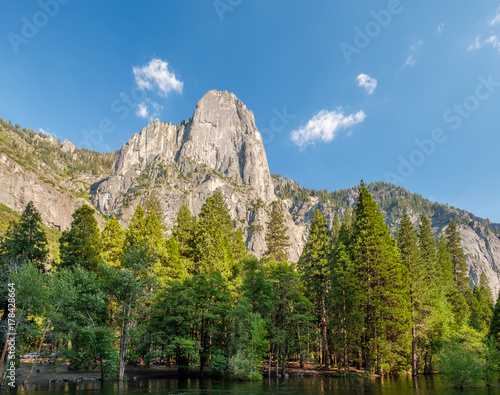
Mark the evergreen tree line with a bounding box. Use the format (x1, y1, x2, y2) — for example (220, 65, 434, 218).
(0, 184, 499, 384)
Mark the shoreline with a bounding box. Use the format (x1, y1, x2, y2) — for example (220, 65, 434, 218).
(12, 361, 379, 385)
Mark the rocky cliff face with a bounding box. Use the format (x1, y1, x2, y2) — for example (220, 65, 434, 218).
(0, 151, 87, 230)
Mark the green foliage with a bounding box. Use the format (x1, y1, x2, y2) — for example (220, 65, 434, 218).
(59, 205, 102, 272)
(126, 204, 147, 247)
(228, 298, 268, 380)
(351, 183, 411, 374)
(143, 191, 165, 230)
(489, 290, 500, 343)
(469, 273, 494, 334)
(229, 350, 263, 380)
(481, 336, 500, 386)
(437, 341, 483, 388)
(172, 204, 196, 260)
(102, 216, 125, 267)
(0, 201, 48, 270)
(298, 209, 331, 367)
(70, 326, 119, 379)
(264, 202, 290, 262)
(446, 221, 470, 295)
(193, 190, 244, 282)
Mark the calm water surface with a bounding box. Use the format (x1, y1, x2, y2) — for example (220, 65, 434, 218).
(10, 376, 500, 394)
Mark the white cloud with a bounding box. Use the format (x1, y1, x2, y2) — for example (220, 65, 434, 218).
(467, 35, 482, 50)
(291, 108, 366, 148)
(356, 73, 377, 95)
(135, 98, 163, 121)
(467, 35, 500, 52)
(403, 39, 423, 67)
(490, 14, 500, 26)
(135, 102, 149, 119)
(133, 58, 183, 97)
(436, 23, 445, 35)
(404, 55, 416, 67)
(485, 35, 500, 50)
(410, 39, 423, 51)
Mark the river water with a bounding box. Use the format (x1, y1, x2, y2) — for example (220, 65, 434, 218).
(10, 375, 500, 394)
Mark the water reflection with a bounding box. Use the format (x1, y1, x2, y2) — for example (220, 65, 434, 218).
(10, 375, 500, 394)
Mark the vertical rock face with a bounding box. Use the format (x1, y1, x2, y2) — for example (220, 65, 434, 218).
(178, 90, 275, 202)
(0, 152, 88, 230)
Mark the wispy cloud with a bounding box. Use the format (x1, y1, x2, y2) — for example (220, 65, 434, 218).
(467, 35, 500, 52)
(133, 58, 183, 97)
(135, 98, 163, 121)
(404, 39, 423, 67)
(356, 73, 377, 95)
(436, 23, 445, 35)
(404, 55, 416, 67)
(291, 108, 366, 148)
(468, 35, 482, 51)
(485, 35, 500, 50)
(490, 13, 500, 26)
(410, 40, 423, 51)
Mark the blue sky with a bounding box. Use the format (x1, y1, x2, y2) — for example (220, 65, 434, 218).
(1, 1, 500, 221)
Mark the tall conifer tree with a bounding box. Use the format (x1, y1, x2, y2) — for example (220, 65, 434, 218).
(298, 209, 331, 367)
(446, 221, 470, 295)
(351, 183, 410, 373)
(264, 202, 290, 262)
(102, 216, 126, 267)
(59, 205, 103, 272)
(0, 201, 48, 270)
(397, 212, 421, 376)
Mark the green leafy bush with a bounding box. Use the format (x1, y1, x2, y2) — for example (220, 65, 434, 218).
(437, 341, 483, 388)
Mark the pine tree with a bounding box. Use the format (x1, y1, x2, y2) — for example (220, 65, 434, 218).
(59, 205, 103, 272)
(0, 201, 48, 270)
(172, 204, 197, 259)
(126, 205, 147, 247)
(143, 190, 165, 230)
(298, 209, 331, 367)
(330, 218, 362, 372)
(397, 212, 421, 376)
(144, 211, 164, 254)
(330, 212, 341, 245)
(102, 216, 125, 267)
(437, 235, 454, 288)
(446, 221, 470, 295)
(351, 183, 411, 374)
(437, 234, 469, 325)
(418, 215, 438, 285)
(194, 190, 242, 281)
(164, 237, 187, 280)
(264, 201, 290, 262)
(469, 272, 494, 333)
(489, 291, 500, 343)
